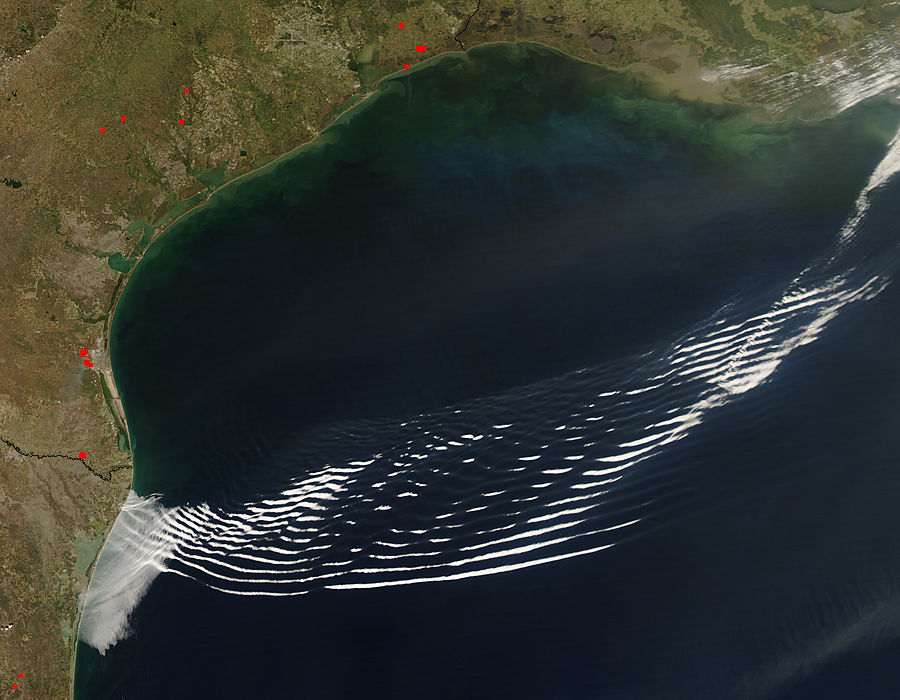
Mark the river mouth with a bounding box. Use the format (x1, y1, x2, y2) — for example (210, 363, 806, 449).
(76, 42, 900, 700)
(106, 44, 893, 499)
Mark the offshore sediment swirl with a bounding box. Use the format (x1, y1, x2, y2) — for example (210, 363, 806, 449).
(79, 123, 900, 656)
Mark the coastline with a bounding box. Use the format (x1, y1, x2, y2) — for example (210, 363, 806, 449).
(69, 52, 444, 698)
(70, 39, 747, 697)
(97, 38, 747, 407)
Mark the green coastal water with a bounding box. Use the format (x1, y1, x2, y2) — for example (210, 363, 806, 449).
(115, 42, 900, 502)
(77, 41, 900, 700)
(114, 43, 813, 497)
(107, 253, 134, 273)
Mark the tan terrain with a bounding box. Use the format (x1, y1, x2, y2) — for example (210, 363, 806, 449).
(0, 0, 886, 695)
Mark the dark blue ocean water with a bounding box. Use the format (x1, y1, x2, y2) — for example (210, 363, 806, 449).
(75, 44, 900, 699)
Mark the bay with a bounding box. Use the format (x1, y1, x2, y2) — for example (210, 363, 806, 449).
(75, 42, 900, 699)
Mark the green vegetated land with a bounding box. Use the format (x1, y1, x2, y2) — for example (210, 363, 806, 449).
(0, 0, 892, 695)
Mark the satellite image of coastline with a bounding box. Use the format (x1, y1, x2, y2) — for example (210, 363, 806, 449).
(2, 1, 900, 698)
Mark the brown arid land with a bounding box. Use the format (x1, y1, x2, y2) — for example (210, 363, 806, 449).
(0, 0, 892, 695)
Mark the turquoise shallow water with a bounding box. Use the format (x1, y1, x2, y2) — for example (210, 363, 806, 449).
(107, 43, 893, 499)
(76, 43, 900, 699)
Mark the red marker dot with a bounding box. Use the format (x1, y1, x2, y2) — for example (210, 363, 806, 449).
(78, 452, 86, 460)
(120, 116, 126, 122)
(12, 685, 17, 691)
(403, 64, 410, 69)
(80, 348, 88, 357)
(99, 128, 106, 133)
(184, 88, 190, 94)
(399, 22, 405, 28)
(415, 45, 426, 53)
(18, 675, 22, 679)
(178, 119, 185, 125)
(83, 358, 91, 366)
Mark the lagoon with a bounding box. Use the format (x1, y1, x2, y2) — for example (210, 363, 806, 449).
(75, 42, 900, 699)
